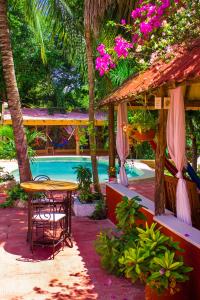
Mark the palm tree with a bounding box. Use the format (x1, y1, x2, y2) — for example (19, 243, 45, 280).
(84, 0, 134, 193)
(0, 0, 32, 182)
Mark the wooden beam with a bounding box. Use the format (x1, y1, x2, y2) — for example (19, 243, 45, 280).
(126, 106, 157, 110)
(2, 119, 106, 126)
(154, 94, 167, 215)
(108, 104, 116, 177)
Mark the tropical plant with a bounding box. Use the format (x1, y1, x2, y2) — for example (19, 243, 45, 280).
(129, 110, 156, 134)
(73, 165, 94, 203)
(115, 195, 146, 233)
(95, 197, 193, 297)
(95, 230, 126, 276)
(95, 196, 146, 274)
(0, 125, 46, 159)
(147, 250, 192, 295)
(90, 198, 107, 220)
(0, 183, 28, 208)
(119, 222, 192, 296)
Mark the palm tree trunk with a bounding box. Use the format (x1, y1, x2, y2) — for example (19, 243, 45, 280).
(85, 24, 101, 194)
(0, 0, 32, 182)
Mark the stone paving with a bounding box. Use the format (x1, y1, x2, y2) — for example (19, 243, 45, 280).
(0, 208, 145, 300)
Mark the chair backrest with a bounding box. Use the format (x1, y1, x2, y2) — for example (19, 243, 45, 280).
(164, 175, 200, 228)
(33, 175, 50, 181)
(31, 191, 59, 218)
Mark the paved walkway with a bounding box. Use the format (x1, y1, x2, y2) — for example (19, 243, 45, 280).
(0, 208, 144, 300)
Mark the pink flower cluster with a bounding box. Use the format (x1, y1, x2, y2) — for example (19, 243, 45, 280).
(95, 44, 115, 76)
(114, 36, 133, 58)
(131, 0, 179, 39)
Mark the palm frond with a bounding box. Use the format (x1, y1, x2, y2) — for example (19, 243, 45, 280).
(36, 0, 87, 80)
(24, 0, 47, 63)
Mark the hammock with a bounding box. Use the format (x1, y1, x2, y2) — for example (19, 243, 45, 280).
(51, 128, 76, 148)
(51, 138, 68, 147)
(186, 163, 200, 190)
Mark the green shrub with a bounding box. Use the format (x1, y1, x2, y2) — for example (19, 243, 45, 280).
(0, 184, 28, 208)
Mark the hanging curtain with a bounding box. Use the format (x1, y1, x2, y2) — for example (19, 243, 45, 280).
(166, 86, 192, 225)
(116, 103, 129, 186)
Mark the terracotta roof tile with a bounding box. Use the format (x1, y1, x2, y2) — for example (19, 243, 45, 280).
(100, 39, 200, 106)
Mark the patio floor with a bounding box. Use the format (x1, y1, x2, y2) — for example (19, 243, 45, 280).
(128, 178, 155, 200)
(0, 207, 145, 300)
(99, 178, 155, 201)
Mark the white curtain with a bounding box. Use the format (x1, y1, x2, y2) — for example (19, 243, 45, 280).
(116, 103, 129, 186)
(166, 86, 192, 225)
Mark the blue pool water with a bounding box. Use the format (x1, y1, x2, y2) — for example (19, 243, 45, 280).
(12, 157, 141, 182)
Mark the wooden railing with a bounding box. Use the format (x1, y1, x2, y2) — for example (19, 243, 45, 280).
(164, 175, 200, 229)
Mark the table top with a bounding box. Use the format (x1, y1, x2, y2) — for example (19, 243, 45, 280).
(20, 180, 78, 192)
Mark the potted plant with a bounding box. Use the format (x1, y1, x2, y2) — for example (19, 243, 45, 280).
(108, 166, 117, 182)
(73, 165, 101, 217)
(126, 110, 156, 142)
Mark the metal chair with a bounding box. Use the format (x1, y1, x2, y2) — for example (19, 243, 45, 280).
(30, 191, 67, 258)
(33, 175, 50, 181)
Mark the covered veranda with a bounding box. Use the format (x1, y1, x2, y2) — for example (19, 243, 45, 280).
(100, 40, 200, 299)
(1, 108, 108, 156)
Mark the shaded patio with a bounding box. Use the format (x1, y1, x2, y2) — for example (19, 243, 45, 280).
(0, 207, 144, 300)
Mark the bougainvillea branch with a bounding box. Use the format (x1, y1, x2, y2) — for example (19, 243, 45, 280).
(95, 0, 183, 76)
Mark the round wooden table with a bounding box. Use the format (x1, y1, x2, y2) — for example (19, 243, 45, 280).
(21, 180, 78, 248)
(21, 180, 78, 193)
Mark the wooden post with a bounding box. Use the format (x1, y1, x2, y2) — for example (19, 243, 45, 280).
(108, 103, 116, 176)
(46, 126, 50, 147)
(76, 126, 80, 155)
(154, 95, 167, 215)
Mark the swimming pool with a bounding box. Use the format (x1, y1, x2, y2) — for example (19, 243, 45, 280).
(12, 156, 142, 182)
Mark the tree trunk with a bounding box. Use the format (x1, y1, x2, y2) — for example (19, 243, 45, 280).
(0, 0, 32, 182)
(108, 103, 116, 177)
(85, 23, 101, 193)
(155, 106, 167, 215)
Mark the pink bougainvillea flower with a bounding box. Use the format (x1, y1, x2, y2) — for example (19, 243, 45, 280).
(95, 53, 115, 76)
(121, 19, 126, 25)
(140, 22, 153, 35)
(114, 36, 133, 58)
(97, 43, 106, 56)
(147, 5, 156, 17)
(131, 8, 141, 19)
(150, 16, 162, 29)
(161, 0, 170, 9)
